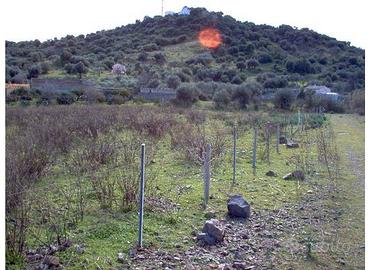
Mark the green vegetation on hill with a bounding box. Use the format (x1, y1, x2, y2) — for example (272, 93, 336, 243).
(6, 7, 365, 95)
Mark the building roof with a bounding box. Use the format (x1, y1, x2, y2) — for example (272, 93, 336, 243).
(305, 85, 332, 95)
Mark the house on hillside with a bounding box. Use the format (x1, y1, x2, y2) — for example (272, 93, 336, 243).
(165, 6, 191, 16)
(304, 85, 342, 102)
(138, 88, 176, 102)
(179, 6, 191, 15)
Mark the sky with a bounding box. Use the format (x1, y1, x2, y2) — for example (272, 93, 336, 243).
(1, 0, 368, 48)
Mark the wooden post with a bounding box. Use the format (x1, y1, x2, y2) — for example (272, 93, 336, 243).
(233, 125, 237, 185)
(203, 144, 211, 209)
(276, 124, 280, 154)
(252, 127, 257, 176)
(138, 144, 145, 247)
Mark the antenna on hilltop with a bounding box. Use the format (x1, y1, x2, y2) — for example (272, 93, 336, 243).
(161, 0, 164, 16)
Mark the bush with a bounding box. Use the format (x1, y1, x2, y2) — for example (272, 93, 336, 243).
(286, 58, 314, 74)
(175, 84, 199, 107)
(56, 93, 76, 105)
(273, 89, 294, 110)
(154, 53, 166, 64)
(166, 75, 181, 89)
(263, 77, 288, 88)
(258, 54, 273, 64)
(111, 95, 126, 105)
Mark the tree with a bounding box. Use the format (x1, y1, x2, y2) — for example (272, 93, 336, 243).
(213, 89, 231, 109)
(72, 61, 88, 79)
(175, 85, 199, 107)
(232, 82, 262, 109)
(166, 75, 181, 89)
(154, 53, 166, 64)
(247, 59, 259, 70)
(273, 89, 294, 110)
(28, 64, 41, 79)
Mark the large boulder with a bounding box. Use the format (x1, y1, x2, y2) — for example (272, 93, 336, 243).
(227, 195, 250, 218)
(197, 219, 225, 245)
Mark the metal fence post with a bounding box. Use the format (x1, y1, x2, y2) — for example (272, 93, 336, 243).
(233, 125, 237, 185)
(138, 144, 145, 247)
(203, 144, 211, 209)
(252, 127, 257, 176)
(276, 124, 280, 154)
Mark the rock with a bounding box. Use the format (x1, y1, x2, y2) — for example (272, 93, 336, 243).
(202, 219, 225, 242)
(205, 210, 216, 219)
(227, 195, 251, 218)
(233, 261, 247, 269)
(117, 252, 125, 263)
(76, 244, 85, 254)
(197, 219, 225, 245)
(286, 141, 299, 148)
(283, 170, 305, 181)
(43, 255, 60, 267)
(279, 136, 287, 144)
(282, 173, 293, 180)
(265, 170, 277, 177)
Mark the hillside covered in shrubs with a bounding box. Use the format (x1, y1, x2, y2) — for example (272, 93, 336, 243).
(6, 7, 365, 104)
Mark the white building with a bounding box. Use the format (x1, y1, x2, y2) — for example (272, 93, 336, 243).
(305, 85, 341, 102)
(165, 6, 191, 16)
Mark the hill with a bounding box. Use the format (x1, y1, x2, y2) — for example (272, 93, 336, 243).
(5, 7, 365, 95)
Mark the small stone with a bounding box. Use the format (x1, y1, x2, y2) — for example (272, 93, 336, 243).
(282, 173, 293, 180)
(265, 170, 277, 177)
(227, 195, 250, 218)
(197, 232, 216, 245)
(43, 255, 60, 267)
(283, 170, 305, 181)
(286, 141, 299, 148)
(129, 248, 136, 258)
(76, 244, 85, 254)
(202, 219, 225, 242)
(233, 261, 246, 269)
(307, 189, 313, 194)
(117, 252, 125, 263)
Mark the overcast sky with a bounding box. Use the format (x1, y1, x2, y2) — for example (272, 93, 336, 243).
(2, 0, 367, 48)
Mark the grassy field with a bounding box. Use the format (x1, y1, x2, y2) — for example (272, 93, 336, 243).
(6, 107, 364, 270)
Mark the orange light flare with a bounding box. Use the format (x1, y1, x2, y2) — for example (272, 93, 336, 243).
(198, 28, 222, 49)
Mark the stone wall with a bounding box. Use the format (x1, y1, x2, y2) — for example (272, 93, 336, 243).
(30, 78, 97, 93)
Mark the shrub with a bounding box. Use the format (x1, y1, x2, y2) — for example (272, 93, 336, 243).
(258, 54, 273, 64)
(263, 77, 288, 88)
(154, 53, 166, 64)
(166, 75, 181, 89)
(56, 93, 76, 105)
(111, 95, 126, 105)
